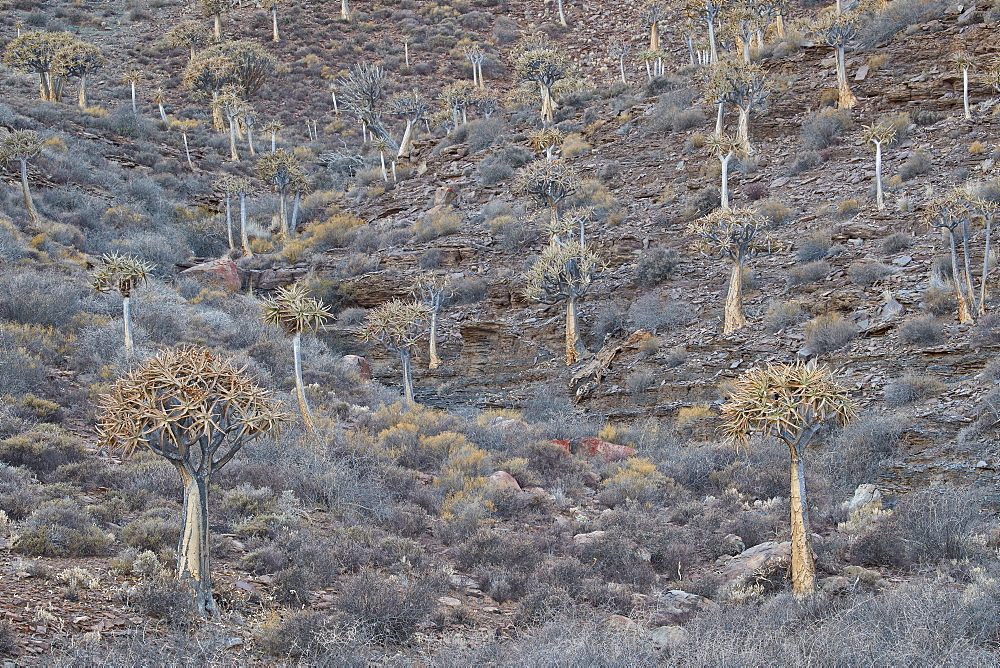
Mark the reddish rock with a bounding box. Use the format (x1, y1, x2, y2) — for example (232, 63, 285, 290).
(179, 258, 241, 291)
(342, 355, 371, 381)
(488, 470, 521, 491)
(581, 437, 636, 461)
(550, 439, 571, 454)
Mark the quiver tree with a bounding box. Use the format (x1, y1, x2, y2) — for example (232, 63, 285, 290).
(241, 106, 258, 156)
(359, 300, 431, 404)
(0, 129, 43, 225)
(232, 176, 255, 256)
(122, 68, 142, 113)
(203, 0, 230, 40)
(165, 20, 211, 62)
(216, 87, 245, 161)
(706, 133, 743, 209)
(371, 137, 391, 180)
(261, 283, 332, 431)
(336, 63, 394, 145)
(51, 41, 105, 109)
(608, 39, 630, 85)
(817, 15, 858, 109)
(264, 0, 281, 42)
(862, 121, 896, 211)
(528, 127, 565, 161)
(152, 88, 169, 122)
(257, 148, 304, 238)
(687, 207, 772, 333)
(514, 42, 570, 124)
(213, 174, 238, 250)
(465, 46, 487, 87)
(524, 240, 601, 365)
(927, 189, 998, 323)
(641, 4, 667, 52)
(2, 31, 74, 101)
(688, 0, 726, 64)
(390, 93, 427, 160)
(262, 119, 282, 151)
(183, 41, 275, 131)
(341, 0, 351, 21)
(89, 253, 152, 355)
(952, 52, 976, 120)
(730, 0, 764, 63)
(555, 0, 569, 26)
(723, 362, 856, 598)
(97, 347, 286, 617)
(516, 159, 579, 237)
(172, 118, 198, 170)
(440, 81, 475, 127)
(719, 60, 769, 153)
(639, 49, 667, 79)
(414, 276, 453, 369)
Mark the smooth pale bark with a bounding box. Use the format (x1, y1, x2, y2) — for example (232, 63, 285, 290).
(716, 101, 726, 135)
(428, 310, 441, 369)
(292, 333, 315, 430)
(618, 56, 627, 85)
(399, 348, 414, 403)
(246, 127, 255, 156)
(341, 0, 350, 21)
(742, 38, 751, 63)
(50, 76, 63, 102)
(948, 230, 974, 323)
(736, 108, 751, 152)
(404, 42, 410, 68)
(18, 159, 39, 225)
(961, 220, 976, 315)
(775, 13, 786, 38)
(836, 47, 858, 109)
(565, 296, 582, 365)
(38, 72, 50, 101)
(980, 214, 994, 315)
(645, 60, 652, 81)
(397, 119, 414, 160)
(708, 22, 719, 64)
(291, 191, 302, 230)
(873, 141, 884, 210)
(541, 86, 555, 123)
(379, 151, 387, 180)
(213, 14, 222, 40)
(227, 115, 240, 161)
(211, 91, 224, 131)
(278, 189, 289, 238)
(963, 68, 971, 120)
(122, 296, 134, 354)
(271, 7, 279, 42)
(719, 152, 733, 210)
(557, 0, 567, 26)
(239, 192, 253, 257)
(130, 82, 137, 113)
(331, 90, 338, 113)
(78, 74, 89, 109)
(270, 131, 277, 152)
(788, 436, 816, 598)
(224, 193, 234, 250)
(182, 132, 194, 171)
(158, 103, 168, 123)
(723, 261, 747, 333)
(175, 466, 217, 617)
(649, 23, 659, 51)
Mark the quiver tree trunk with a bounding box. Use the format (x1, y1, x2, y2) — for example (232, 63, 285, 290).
(122, 296, 134, 354)
(38, 72, 51, 101)
(836, 47, 857, 109)
(130, 82, 137, 113)
(723, 260, 747, 333)
(736, 108, 751, 152)
(397, 119, 414, 160)
(239, 193, 253, 257)
(18, 159, 40, 225)
(948, 229, 974, 324)
(399, 348, 414, 404)
(227, 115, 240, 161)
(787, 435, 816, 598)
(175, 465, 217, 618)
(78, 74, 89, 109)
(212, 92, 224, 131)
(278, 189, 289, 238)
(557, 0, 567, 26)
(963, 67, 971, 120)
(980, 214, 994, 316)
(271, 7, 280, 42)
(708, 22, 719, 64)
(292, 332, 315, 430)
(224, 193, 234, 250)
(158, 103, 168, 123)
(719, 152, 732, 209)
(775, 13, 786, 38)
(213, 14, 222, 40)
(716, 101, 725, 135)
(873, 141, 884, 210)
(428, 310, 441, 369)
(183, 132, 194, 170)
(565, 295, 583, 364)
(341, 0, 350, 21)
(540, 86, 555, 123)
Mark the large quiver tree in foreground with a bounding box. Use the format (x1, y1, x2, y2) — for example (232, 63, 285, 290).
(97, 347, 286, 617)
(722, 362, 856, 598)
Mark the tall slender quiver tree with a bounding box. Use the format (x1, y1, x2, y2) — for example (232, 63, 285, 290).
(390, 93, 428, 160)
(90, 253, 153, 356)
(2, 32, 74, 101)
(688, 207, 771, 334)
(213, 174, 238, 251)
(0, 129, 43, 225)
(232, 176, 255, 256)
(516, 159, 579, 232)
(706, 134, 742, 210)
(122, 68, 142, 113)
(723, 362, 856, 598)
(524, 240, 602, 365)
(261, 283, 332, 432)
(952, 52, 976, 121)
(203, 0, 229, 40)
(359, 300, 431, 404)
(152, 88, 169, 122)
(98, 347, 285, 618)
(862, 121, 896, 211)
(514, 42, 570, 124)
(608, 39, 630, 85)
(818, 15, 858, 109)
(413, 277, 453, 369)
(257, 149, 303, 238)
(165, 20, 211, 62)
(264, 0, 281, 42)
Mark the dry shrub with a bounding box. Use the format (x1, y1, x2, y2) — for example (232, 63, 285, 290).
(13, 499, 113, 557)
(805, 313, 858, 354)
(764, 300, 807, 332)
(636, 247, 680, 287)
(884, 373, 946, 407)
(335, 570, 439, 643)
(787, 260, 830, 288)
(411, 210, 462, 242)
(849, 261, 896, 286)
(898, 314, 943, 346)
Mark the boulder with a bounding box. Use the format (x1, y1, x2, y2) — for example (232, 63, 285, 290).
(819, 576, 851, 594)
(549, 439, 571, 454)
(604, 614, 642, 633)
(341, 355, 371, 381)
(842, 483, 882, 513)
(487, 470, 521, 492)
(655, 590, 719, 624)
(719, 541, 791, 586)
(179, 258, 241, 291)
(580, 437, 636, 461)
(572, 529, 607, 546)
(650, 625, 690, 650)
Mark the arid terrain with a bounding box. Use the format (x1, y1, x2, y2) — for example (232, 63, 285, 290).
(0, 0, 999, 664)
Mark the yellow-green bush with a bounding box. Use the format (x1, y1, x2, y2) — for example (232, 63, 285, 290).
(598, 457, 684, 507)
(411, 210, 462, 242)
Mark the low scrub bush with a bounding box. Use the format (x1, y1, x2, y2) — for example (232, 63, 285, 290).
(797, 230, 832, 262)
(627, 294, 691, 334)
(763, 300, 807, 332)
(335, 570, 439, 643)
(412, 210, 462, 242)
(129, 577, 198, 630)
(13, 499, 114, 557)
(848, 261, 896, 286)
(884, 373, 946, 407)
(880, 232, 912, 254)
(635, 248, 680, 287)
(0, 427, 87, 478)
(805, 313, 858, 354)
(898, 314, 943, 346)
(801, 108, 853, 150)
(787, 260, 830, 288)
